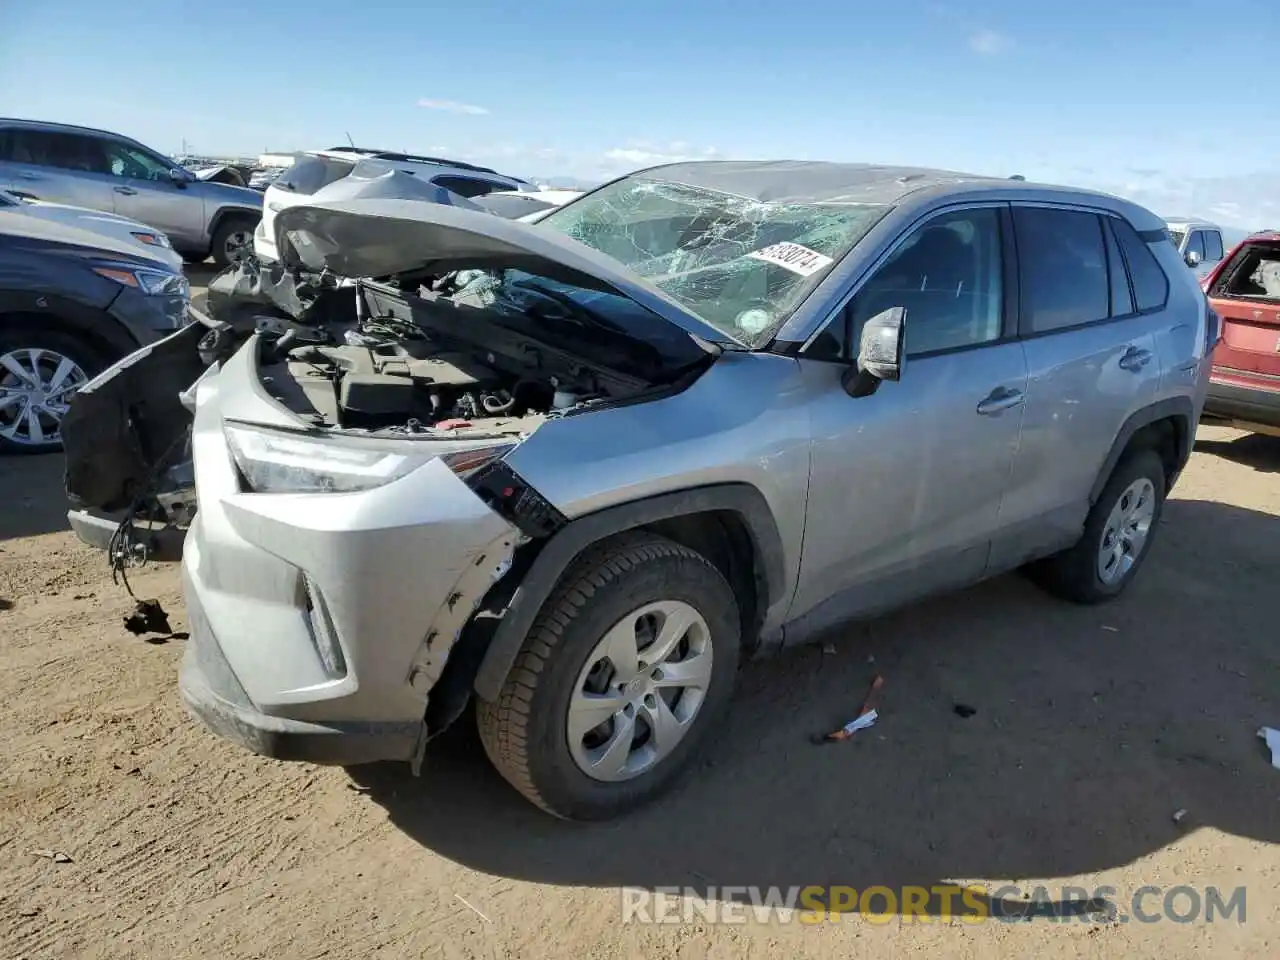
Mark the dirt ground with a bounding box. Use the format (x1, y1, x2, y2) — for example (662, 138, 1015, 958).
(2, 329, 1279, 956)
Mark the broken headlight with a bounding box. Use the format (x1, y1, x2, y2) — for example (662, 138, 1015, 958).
(224, 423, 517, 494)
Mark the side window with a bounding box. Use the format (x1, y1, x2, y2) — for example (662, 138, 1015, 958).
(1102, 219, 1135, 317)
(847, 207, 1005, 357)
(17, 132, 112, 175)
(433, 175, 500, 199)
(1204, 230, 1224, 261)
(1013, 207, 1110, 334)
(1186, 230, 1206, 260)
(100, 140, 172, 181)
(1110, 217, 1170, 311)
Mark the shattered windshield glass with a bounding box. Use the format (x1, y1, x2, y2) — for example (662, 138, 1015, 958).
(534, 177, 889, 346)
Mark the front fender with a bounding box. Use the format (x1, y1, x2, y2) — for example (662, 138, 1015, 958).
(471, 482, 786, 702)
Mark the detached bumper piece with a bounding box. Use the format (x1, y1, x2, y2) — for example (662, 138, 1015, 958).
(67, 508, 187, 563)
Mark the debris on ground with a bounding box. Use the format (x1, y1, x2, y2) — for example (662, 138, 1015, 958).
(954, 703, 978, 718)
(1173, 808, 1189, 824)
(30, 849, 72, 863)
(123, 599, 172, 637)
(821, 642, 837, 655)
(1259, 727, 1280, 769)
(813, 674, 885, 744)
(1101, 625, 1119, 632)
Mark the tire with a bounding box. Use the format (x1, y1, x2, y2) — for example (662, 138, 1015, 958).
(0, 325, 107, 455)
(476, 531, 741, 820)
(1026, 448, 1166, 604)
(209, 216, 257, 269)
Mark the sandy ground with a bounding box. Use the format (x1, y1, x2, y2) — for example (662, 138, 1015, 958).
(1, 280, 1278, 957)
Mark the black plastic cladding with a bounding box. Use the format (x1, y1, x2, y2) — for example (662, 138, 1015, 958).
(468, 461, 568, 539)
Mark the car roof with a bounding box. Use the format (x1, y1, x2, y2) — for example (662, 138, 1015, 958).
(1164, 218, 1220, 230)
(624, 160, 1166, 230)
(0, 117, 129, 140)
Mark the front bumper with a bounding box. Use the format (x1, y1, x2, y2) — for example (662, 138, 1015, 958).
(179, 581, 420, 764)
(107, 284, 192, 346)
(177, 345, 520, 760)
(1203, 377, 1280, 432)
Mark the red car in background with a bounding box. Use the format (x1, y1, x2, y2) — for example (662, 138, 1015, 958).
(1199, 230, 1280, 436)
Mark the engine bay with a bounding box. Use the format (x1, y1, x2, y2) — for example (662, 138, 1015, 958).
(260, 335, 591, 436)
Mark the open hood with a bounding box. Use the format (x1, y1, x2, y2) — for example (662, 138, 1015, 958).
(273, 197, 743, 348)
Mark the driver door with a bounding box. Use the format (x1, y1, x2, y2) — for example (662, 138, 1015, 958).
(99, 136, 204, 243)
(787, 204, 1029, 635)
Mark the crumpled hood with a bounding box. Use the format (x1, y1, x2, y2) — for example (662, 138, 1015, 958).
(274, 197, 741, 348)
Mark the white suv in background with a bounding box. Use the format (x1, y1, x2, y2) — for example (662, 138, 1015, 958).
(253, 147, 535, 261)
(1165, 218, 1225, 281)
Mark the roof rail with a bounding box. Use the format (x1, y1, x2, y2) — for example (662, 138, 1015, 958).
(323, 145, 508, 177)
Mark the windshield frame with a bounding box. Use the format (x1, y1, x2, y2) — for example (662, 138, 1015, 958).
(535, 175, 890, 348)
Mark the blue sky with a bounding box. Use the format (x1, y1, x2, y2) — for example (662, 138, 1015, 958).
(4, 0, 1279, 227)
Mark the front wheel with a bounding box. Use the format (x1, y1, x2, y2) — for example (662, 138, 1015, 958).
(476, 532, 741, 820)
(1026, 448, 1166, 603)
(210, 217, 257, 269)
(0, 326, 105, 455)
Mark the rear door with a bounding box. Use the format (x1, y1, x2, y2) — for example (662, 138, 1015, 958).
(1206, 239, 1280, 382)
(0, 129, 118, 212)
(990, 205, 1166, 571)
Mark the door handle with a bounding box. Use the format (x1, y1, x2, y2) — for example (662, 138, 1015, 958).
(113, 185, 138, 196)
(976, 386, 1025, 416)
(1119, 346, 1153, 372)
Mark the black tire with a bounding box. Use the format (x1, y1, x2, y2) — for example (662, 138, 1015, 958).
(0, 324, 107, 455)
(209, 216, 257, 269)
(1026, 448, 1166, 604)
(476, 531, 741, 820)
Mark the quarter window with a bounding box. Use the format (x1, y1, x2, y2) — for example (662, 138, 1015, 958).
(1111, 217, 1170, 312)
(1102, 219, 1134, 317)
(1013, 207, 1109, 334)
(847, 207, 1005, 357)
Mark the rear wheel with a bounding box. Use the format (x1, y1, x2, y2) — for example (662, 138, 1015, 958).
(0, 326, 105, 455)
(210, 217, 257, 268)
(476, 532, 740, 820)
(1026, 448, 1166, 603)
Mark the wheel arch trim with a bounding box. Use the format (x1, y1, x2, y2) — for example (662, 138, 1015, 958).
(472, 483, 786, 702)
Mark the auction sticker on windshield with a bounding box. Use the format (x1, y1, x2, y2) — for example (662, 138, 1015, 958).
(746, 241, 834, 277)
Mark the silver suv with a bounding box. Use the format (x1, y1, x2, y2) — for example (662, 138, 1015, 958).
(70, 162, 1214, 820)
(0, 119, 263, 267)
(1165, 218, 1226, 281)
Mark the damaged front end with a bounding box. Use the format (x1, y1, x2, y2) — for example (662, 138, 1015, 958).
(62, 257, 361, 565)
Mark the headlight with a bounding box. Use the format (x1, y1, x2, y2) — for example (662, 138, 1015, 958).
(224, 423, 518, 494)
(93, 265, 190, 299)
(130, 230, 172, 250)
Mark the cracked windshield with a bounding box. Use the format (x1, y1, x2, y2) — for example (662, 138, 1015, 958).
(536, 178, 887, 344)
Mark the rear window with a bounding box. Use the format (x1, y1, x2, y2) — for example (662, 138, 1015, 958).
(275, 154, 354, 195)
(1111, 217, 1170, 312)
(1211, 243, 1280, 301)
(432, 175, 502, 199)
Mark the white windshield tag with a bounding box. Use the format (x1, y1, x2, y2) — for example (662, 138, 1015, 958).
(746, 241, 834, 277)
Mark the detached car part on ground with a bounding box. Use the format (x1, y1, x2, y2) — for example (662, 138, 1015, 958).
(64, 161, 1213, 820)
(0, 197, 190, 452)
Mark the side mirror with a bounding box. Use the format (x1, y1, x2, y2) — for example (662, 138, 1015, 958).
(841, 306, 906, 398)
(1185, 250, 1201, 268)
(168, 167, 191, 187)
